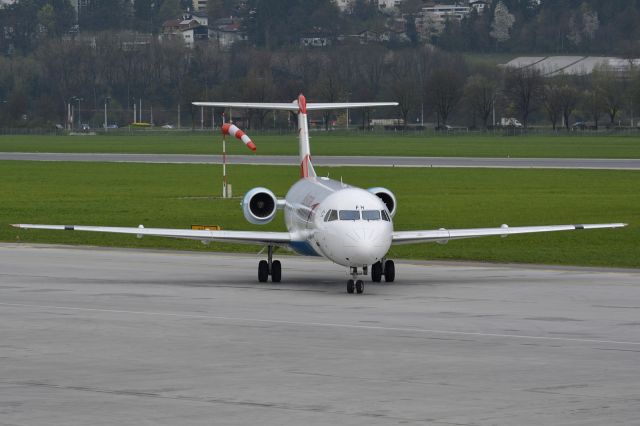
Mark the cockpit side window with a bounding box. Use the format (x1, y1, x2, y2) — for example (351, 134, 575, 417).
(381, 210, 390, 221)
(339, 210, 360, 220)
(362, 210, 381, 221)
(324, 210, 338, 222)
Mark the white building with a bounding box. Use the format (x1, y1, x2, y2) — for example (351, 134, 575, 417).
(333, 0, 354, 13)
(377, 0, 403, 12)
(192, 0, 207, 12)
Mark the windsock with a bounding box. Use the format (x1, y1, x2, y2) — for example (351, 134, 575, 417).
(222, 123, 256, 152)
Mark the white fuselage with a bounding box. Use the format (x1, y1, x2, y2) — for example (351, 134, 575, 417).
(283, 177, 393, 267)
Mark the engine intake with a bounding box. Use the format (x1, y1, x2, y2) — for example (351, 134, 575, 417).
(242, 187, 278, 225)
(368, 187, 397, 218)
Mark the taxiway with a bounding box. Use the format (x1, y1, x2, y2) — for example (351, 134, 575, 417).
(2, 152, 640, 169)
(1, 244, 639, 425)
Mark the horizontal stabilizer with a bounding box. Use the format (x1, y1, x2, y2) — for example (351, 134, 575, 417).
(192, 101, 398, 111)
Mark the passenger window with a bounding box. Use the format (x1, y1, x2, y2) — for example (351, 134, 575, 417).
(381, 210, 390, 221)
(339, 210, 360, 220)
(324, 210, 338, 222)
(362, 210, 381, 221)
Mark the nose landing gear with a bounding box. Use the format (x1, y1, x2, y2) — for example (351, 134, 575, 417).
(347, 266, 365, 294)
(258, 245, 281, 283)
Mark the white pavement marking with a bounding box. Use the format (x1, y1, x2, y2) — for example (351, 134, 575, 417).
(2, 302, 639, 347)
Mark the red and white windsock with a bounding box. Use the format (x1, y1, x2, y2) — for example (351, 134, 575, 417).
(221, 123, 256, 152)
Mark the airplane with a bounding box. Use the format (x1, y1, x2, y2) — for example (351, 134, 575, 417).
(12, 94, 626, 294)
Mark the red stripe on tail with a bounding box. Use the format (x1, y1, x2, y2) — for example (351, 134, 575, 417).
(300, 154, 311, 178)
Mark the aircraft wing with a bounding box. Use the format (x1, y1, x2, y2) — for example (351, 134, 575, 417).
(392, 223, 627, 245)
(11, 224, 292, 246)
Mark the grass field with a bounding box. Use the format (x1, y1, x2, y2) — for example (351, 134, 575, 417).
(2, 161, 637, 268)
(1, 133, 640, 158)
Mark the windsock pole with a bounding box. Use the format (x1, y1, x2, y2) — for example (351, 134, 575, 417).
(222, 112, 227, 198)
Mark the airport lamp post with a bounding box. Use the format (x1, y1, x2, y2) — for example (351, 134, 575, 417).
(104, 96, 110, 132)
(72, 97, 83, 130)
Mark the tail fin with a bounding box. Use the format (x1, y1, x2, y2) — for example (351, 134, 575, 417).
(296, 94, 316, 178)
(193, 96, 398, 180)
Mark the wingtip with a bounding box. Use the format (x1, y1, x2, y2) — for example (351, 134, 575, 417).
(10, 224, 21, 228)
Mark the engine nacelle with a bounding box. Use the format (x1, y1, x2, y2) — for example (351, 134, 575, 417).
(368, 187, 397, 218)
(242, 187, 279, 225)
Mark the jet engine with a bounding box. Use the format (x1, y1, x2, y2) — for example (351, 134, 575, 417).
(242, 187, 279, 225)
(368, 187, 397, 218)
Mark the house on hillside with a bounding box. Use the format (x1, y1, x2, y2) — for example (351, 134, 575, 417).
(161, 18, 208, 48)
(209, 17, 246, 49)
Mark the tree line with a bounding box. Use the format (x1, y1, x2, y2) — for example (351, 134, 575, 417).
(2, 34, 640, 131)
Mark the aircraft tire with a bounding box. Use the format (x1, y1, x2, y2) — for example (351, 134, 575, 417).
(271, 260, 281, 282)
(258, 260, 269, 282)
(356, 280, 364, 294)
(384, 260, 395, 283)
(347, 279, 355, 294)
(371, 262, 382, 282)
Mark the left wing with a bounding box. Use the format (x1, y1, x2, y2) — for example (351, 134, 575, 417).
(11, 224, 292, 246)
(393, 223, 626, 245)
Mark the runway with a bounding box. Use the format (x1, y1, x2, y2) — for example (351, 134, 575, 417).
(2, 152, 640, 169)
(1, 244, 639, 425)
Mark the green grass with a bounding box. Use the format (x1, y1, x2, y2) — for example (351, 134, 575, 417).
(1, 161, 637, 268)
(1, 133, 640, 158)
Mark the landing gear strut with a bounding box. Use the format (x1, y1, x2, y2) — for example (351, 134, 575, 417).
(347, 266, 365, 294)
(371, 259, 395, 283)
(258, 245, 281, 283)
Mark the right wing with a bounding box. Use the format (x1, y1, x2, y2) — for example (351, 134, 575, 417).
(393, 223, 627, 245)
(11, 224, 292, 247)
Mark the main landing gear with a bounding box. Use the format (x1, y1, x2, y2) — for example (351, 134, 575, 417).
(258, 245, 281, 283)
(371, 259, 395, 283)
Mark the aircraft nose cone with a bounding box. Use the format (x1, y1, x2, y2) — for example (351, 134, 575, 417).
(343, 228, 391, 265)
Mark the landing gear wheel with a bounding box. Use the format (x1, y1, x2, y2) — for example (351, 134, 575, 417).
(384, 260, 395, 283)
(258, 260, 269, 283)
(371, 262, 382, 282)
(271, 260, 281, 283)
(347, 279, 355, 294)
(355, 280, 364, 294)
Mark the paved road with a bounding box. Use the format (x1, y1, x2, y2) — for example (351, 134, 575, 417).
(2, 152, 640, 169)
(1, 244, 639, 425)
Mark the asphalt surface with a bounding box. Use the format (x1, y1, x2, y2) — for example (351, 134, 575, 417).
(2, 152, 640, 169)
(1, 244, 639, 425)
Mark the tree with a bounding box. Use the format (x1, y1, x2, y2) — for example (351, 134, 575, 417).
(387, 52, 420, 131)
(593, 64, 625, 126)
(134, 0, 156, 32)
(428, 68, 465, 127)
(542, 80, 562, 130)
(80, 0, 132, 31)
(558, 83, 580, 130)
(464, 74, 498, 129)
(490, 1, 515, 46)
(157, 0, 183, 24)
(208, 0, 237, 21)
(504, 66, 543, 129)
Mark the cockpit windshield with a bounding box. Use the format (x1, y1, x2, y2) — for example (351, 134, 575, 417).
(324, 210, 339, 222)
(362, 210, 381, 221)
(324, 209, 391, 222)
(339, 210, 361, 220)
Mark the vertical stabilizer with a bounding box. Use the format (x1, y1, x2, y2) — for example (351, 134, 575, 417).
(297, 94, 316, 179)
